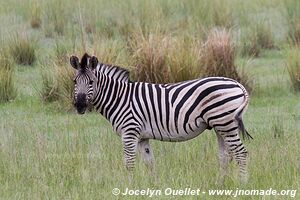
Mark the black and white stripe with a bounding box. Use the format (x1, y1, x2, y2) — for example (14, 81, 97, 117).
(70, 53, 252, 183)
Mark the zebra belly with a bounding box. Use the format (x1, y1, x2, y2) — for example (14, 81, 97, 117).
(140, 122, 207, 142)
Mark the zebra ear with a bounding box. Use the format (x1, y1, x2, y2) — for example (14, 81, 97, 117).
(70, 56, 80, 70)
(89, 56, 98, 70)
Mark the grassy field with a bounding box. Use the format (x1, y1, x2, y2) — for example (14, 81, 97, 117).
(0, 0, 300, 199)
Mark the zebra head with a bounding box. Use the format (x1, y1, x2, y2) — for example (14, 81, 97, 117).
(69, 53, 98, 114)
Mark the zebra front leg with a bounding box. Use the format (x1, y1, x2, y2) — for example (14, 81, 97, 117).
(122, 131, 139, 171)
(216, 132, 232, 185)
(138, 139, 155, 173)
(122, 131, 139, 184)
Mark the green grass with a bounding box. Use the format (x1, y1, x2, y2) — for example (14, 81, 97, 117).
(0, 49, 16, 103)
(286, 47, 300, 91)
(8, 33, 37, 66)
(0, 51, 299, 200)
(0, 0, 300, 199)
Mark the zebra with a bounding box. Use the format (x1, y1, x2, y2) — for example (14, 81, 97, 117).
(70, 53, 252, 184)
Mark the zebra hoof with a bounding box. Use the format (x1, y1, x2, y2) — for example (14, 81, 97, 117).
(215, 175, 225, 186)
(240, 174, 249, 184)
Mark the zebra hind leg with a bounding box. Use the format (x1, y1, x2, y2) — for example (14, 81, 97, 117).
(216, 132, 232, 185)
(218, 127, 249, 184)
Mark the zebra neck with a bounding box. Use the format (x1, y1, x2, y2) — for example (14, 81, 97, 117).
(93, 74, 133, 124)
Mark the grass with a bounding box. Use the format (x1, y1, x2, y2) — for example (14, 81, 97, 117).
(129, 31, 170, 83)
(167, 36, 202, 82)
(256, 21, 276, 50)
(9, 33, 37, 66)
(286, 47, 300, 91)
(0, 0, 300, 199)
(92, 37, 130, 66)
(39, 60, 75, 111)
(240, 21, 276, 57)
(42, 0, 68, 37)
(30, 0, 41, 29)
(284, 0, 300, 45)
(240, 29, 261, 58)
(201, 29, 253, 92)
(0, 52, 299, 199)
(0, 49, 16, 102)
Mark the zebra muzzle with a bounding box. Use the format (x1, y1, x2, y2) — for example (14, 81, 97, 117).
(74, 93, 88, 114)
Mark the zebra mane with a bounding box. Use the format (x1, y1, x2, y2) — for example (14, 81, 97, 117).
(98, 63, 130, 82)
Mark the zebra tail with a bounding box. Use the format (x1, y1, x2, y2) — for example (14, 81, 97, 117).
(236, 110, 253, 140)
(234, 82, 253, 141)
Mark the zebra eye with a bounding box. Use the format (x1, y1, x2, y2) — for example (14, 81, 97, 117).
(89, 80, 93, 85)
(73, 79, 76, 84)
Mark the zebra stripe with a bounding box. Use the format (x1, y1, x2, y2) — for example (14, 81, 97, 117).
(70, 54, 252, 183)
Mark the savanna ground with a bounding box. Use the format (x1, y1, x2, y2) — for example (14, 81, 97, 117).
(0, 0, 299, 199)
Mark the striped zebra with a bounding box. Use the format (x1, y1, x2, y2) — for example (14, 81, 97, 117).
(70, 53, 252, 184)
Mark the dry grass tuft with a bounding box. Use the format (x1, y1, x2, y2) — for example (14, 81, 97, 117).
(240, 29, 261, 57)
(201, 29, 236, 76)
(9, 33, 37, 66)
(256, 22, 275, 49)
(286, 47, 300, 91)
(0, 49, 16, 102)
(200, 28, 252, 92)
(284, 0, 300, 46)
(240, 22, 275, 57)
(92, 38, 130, 66)
(167, 36, 202, 82)
(30, 1, 42, 29)
(40, 59, 75, 111)
(129, 31, 170, 83)
(287, 22, 300, 46)
(129, 31, 203, 84)
(53, 40, 70, 65)
(128, 29, 252, 87)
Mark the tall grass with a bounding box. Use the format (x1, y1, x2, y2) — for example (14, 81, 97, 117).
(167, 36, 202, 82)
(201, 29, 235, 76)
(42, 0, 68, 37)
(240, 28, 261, 57)
(211, 0, 234, 28)
(0, 49, 16, 103)
(40, 60, 74, 111)
(129, 29, 253, 86)
(129, 30, 205, 83)
(30, 0, 41, 29)
(286, 47, 300, 91)
(1, 1, 300, 199)
(53, 39, 71, 65)
(129, 31, 170, 83)
(40, 63, 59, 103)
(240, 21, 275, 57)
(9, 33, 37, 66)
(129, 31, 204, 84)
(284, 0, 300, 45)
(201, 29, 253, 91)
(92, 37, 130, 66)
(256, 21, 276, 49)
(186, 0, 234, 30)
